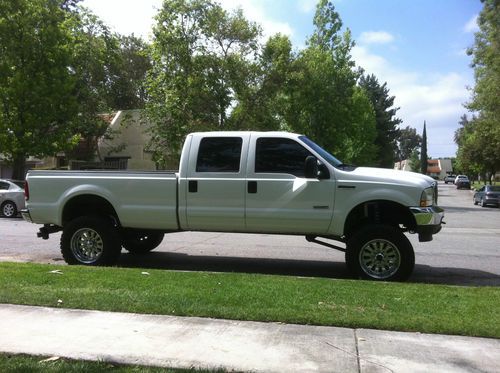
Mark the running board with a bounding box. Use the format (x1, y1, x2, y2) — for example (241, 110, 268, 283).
(305, 235, 346, 252)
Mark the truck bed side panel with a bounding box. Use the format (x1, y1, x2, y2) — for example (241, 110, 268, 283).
(26, 171, 179, 230)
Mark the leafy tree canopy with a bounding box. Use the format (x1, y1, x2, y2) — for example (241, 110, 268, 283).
(358, 74, 402, 168)
(0, 0, 79, 178)
(456, 0, 500, 182)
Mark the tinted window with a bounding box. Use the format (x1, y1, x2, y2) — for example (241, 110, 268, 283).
(0, 182, 9, 190)
(255, 138, 311, 177)
(196, 137, 242, 173)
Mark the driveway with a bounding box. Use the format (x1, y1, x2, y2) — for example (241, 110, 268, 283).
(1, 182, 499, 286)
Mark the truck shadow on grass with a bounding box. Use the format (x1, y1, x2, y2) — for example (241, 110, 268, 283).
(116, 252, 500, 286)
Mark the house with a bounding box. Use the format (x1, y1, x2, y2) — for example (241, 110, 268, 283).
(95, 110, 156, 170)
(394, 158, 453, 180)
(1, 110, 157, 177)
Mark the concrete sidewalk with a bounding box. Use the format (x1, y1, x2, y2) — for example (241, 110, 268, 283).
(0, 304, 499, 372)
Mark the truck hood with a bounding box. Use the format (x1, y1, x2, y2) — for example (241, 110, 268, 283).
(337, 167, 435, 188)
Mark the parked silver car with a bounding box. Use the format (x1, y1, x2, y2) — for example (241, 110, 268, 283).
(473, 185, 500, 207)
(0, 179, 25, 218)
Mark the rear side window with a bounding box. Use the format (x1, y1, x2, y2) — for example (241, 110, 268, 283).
(196, 137, 243, 173)
(0, 182, 9, 190)
(255, 138, 311, 177)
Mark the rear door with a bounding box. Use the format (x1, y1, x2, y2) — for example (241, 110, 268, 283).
(245, 135, 336, 234)
(184, 134, 249, 231)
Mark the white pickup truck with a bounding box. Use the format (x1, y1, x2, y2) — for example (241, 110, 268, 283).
(22, 131, 444, 281)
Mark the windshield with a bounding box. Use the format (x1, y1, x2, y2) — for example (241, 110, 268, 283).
(299, 136, 342, 168)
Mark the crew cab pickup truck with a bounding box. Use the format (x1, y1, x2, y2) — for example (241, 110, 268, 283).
(22, 132, 444, 281)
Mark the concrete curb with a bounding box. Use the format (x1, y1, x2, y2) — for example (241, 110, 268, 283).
(1, 304, 499, 372)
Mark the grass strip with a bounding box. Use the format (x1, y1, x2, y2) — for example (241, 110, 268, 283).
(0, 353, 224, 372)
(0, 262, 498, 338)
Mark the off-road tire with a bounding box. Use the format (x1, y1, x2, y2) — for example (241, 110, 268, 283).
(346, 224, 415, 281)
(122, 231, 164, 254)
(61, 215, 121, 266)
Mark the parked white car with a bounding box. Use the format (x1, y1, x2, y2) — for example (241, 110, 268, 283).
(0, 179, 25, 218)
(454, 175, 468, 185)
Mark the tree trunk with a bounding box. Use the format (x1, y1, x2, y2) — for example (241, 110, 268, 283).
(11, 154, 26, 180)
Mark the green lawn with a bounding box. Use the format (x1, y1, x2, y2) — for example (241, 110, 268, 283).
(0, 262, 499, 338)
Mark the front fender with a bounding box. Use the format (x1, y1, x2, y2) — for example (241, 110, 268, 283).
(329, 182, 419, 236)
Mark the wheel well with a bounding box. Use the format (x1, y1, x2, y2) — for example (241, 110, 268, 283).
(344, 200, 416, 238)
(62, 195, 119, 226)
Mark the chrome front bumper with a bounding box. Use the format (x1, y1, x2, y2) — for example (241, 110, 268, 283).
(410, 206, 445, 242)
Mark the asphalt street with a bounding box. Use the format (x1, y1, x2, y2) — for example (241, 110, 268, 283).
(1, 181, 499, 286)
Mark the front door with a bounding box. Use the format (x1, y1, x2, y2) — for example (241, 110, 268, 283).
(245, 136, 335, 234)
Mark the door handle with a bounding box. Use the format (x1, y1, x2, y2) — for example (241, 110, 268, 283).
(248, 181, 257, 194)
(188, 180, 198, 193)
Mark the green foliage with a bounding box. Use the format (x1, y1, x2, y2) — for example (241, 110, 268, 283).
(342, 87, 378, 165)
(146, 0, 380, 166)
(146, 0, 260, 167)
(396, 126, 422, 162)
(230, 33, 293, 132)
(0, 1, 151, 174)
(409, 149, 421, 173)
(358, 74, 402, 168)
(67, 9, 151, 161)
(0, 0, 79, 178)
(456, 0, 500, 181)
(420, 121, 428, 174)
(284, 0, 377, 164)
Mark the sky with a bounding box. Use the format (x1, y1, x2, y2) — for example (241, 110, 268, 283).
(82, 0, 483, 159)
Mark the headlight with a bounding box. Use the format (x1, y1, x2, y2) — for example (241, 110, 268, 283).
(420, 186, 435, 207)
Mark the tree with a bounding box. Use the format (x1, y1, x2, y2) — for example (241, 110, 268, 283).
(420, 121, 428, 174)
(457, 0, 500, 182)
(343, 87, 378, 165)
(285, 0, 376, 162)
(396, 126, 421, 165)
(66, 8, 152, 161)
(358, 74, 402, 168)
(230, 33, 294, 131)
(409, 149, 421, 173)
(146, 0, 260, 166)
(107, 35, 151, 110)
(0, 0, 79, 179)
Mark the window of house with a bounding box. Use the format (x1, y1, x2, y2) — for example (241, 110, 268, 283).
(255, 138, 311, 177)
(196, 137, 243, 173)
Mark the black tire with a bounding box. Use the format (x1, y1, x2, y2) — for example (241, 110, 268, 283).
(473, 198, 478, 205)
(61, 215, 121, 266)
(1, 201, 17, 218)
(346, 224, 415, 281)
(122, 231, 164, 254)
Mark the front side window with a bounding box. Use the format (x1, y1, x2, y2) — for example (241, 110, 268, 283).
(196, 137, 242, 173)
(255, 138, 311, 177)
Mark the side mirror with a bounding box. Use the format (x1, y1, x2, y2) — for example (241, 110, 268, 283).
(304, 156, 319, 179)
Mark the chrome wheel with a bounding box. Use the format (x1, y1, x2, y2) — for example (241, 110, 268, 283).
(70, 228, 104, 264)
(359, 239, 401, 280)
